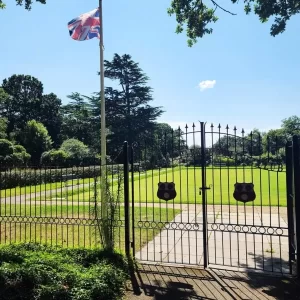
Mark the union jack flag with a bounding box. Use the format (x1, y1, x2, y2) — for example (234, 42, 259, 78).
(68, 8, 100, 41)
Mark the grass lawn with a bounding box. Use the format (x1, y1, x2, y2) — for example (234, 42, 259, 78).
(0, 204, 181, 251)
(0, 168, 170, 198)
(0, 178, 91, 198)
(32, 167, 287, 207)
(133, 167, 287, 206)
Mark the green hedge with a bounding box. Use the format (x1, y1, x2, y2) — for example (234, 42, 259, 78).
(0, 243, 128, 300)
(0, 165, 124, 190)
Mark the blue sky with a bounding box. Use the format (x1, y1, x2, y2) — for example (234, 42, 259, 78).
(0, 0, 300, 135)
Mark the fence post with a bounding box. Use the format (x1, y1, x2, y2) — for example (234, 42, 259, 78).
(292, 136, 300, 277)
(286, 141, 296, 274)
(200, 122, 208, 268)
(130, 144, 135, 257)
(123, 141, 130, 258)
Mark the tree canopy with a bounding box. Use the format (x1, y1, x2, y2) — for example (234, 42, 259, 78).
(2, 0, 298, 46)
(98, 54, 164, 158)
(1, 56, 300, 167)
(0, 75, 62, 145)
(0, 0, 45, 10)
(16, 120, 52, 163)
(169, 0, 300, 46)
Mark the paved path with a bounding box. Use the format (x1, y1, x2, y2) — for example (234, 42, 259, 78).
(0, 173, 140, 205)
(135, 204, 290, 274)
(1, 187, 291, 274)
(0, 183, 89, 204)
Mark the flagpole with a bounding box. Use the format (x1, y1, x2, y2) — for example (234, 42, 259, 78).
(99, 0, 107, 225)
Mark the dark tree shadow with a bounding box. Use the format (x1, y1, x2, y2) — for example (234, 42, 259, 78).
(128, 263, 224, 300)
(126, 255, 300, 299)
(143, 281, 199, 300)
(212, 253, 300, 300)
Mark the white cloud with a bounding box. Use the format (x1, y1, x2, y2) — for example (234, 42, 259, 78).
(198, 79, 216, 91)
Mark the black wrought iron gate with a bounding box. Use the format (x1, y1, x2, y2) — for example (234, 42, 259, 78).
(124, 122, 299, 275)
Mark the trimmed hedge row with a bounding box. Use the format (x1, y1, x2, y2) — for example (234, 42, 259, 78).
(0, 165, 124, 190)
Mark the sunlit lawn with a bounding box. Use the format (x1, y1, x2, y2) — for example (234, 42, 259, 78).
(133, 167, 287, 206)
(0, 178, 91, 198)
(0, 204, 180, 251)
(32, 167, 287, 207)
(0, 168, 170, 198)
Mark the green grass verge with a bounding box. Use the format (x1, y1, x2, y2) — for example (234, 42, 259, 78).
(0, 168, 170, 198)
(31, 167, 287, 207)
(0, 243, 128, 300)
(0, 178, 92, 198)
(0, 205, 181, 251)
(133, 167, 287, 206)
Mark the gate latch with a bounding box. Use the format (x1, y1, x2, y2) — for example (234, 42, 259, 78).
(199, 185, 211, 195)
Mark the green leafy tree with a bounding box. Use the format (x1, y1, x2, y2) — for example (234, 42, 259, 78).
(39, 93, 62, 146)
(1, 75, 62, 144)
(168, 0, 300, 46)
(17, 120, 52, 163)
(60, 138, 90, 165)
(61, 93, 94, 147)
(263, 128, 287, 154)
(99, 54, 163, 158)
(0, 117, 8, 139)
(84, 93, 102, 152)
(152, 123, 184, 157)
(1, 75, 43, 133)
(0, 139, 14, 157)
(10, 144, 31, 166)
(13, 144, 26, 153)
(0, 89, 9, 139)
(1, 0, 297, 46)
(281, 115, 300, 138)
(213, 134, 243, 157)
(245, 128, 265, 156)
(213, 127, 266, 158)
(141, 123, 185, 168)
(0, 139, 30, 165)
(41, 149, 68, 166)
(0, 0, 45, 10)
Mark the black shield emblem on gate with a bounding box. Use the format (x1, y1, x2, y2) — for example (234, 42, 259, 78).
(157, 182, 177, 201)
(233, 183, 256, 203)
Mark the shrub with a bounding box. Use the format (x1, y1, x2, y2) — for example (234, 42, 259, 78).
(13, 145, 27, 153)
(17, 120, 53, 163)
(0, 161, 126, 190)
(0, 140, 31, 167)
(60, 139, 90, 165)
(0, 139, 14, 156)
(0, 243, 128, 300)
(213, 156, 235, 166)
(10, 152, 31, 165)
(41, 149, 68, 166)
(0, 166, 102, 189)
(171, 159, 179, 168)
(40, 151, 52, 165)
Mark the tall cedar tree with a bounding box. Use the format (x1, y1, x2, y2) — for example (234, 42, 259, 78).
(61, 93, 94, 147)
(98, 54, 163, 157)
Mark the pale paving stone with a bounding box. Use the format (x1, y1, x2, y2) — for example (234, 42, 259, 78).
(135, 204, 290, 274)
